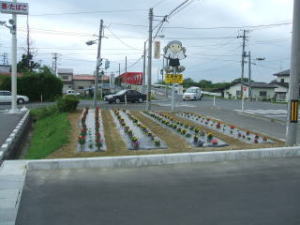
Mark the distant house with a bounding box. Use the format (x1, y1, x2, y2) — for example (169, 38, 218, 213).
(57, 68, 74, 93)
(0, 65, 11, 73)
(73, 75, 95, 91)
(271, 69, 300, 102)
(224, 82, 276, 100)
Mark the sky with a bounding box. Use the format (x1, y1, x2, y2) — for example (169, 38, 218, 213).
(0, 0, 294, 83)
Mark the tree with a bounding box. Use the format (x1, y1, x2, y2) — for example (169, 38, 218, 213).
(0, 66, 63, 101)
(17, 53, 40, 73)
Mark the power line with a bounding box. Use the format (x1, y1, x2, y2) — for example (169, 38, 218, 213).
(105, 27, 142, 50)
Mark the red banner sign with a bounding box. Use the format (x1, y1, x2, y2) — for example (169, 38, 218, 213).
(120, 72, 143, 85)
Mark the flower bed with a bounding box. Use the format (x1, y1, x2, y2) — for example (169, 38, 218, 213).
(77, 107, 107, 152)
(111, 109, 167, 150)
(176, 112, 273, 144)
(143, 111, 228, 148)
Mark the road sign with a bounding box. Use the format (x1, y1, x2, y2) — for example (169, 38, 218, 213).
(0, 1, 28, 15)
(164, 74, 183, 84)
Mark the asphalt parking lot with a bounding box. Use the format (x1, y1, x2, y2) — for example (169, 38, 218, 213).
(17, 157, 300, 225)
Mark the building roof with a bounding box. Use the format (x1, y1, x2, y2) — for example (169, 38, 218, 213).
(270, 81, 289, 88)
(273, 69, 290, 77)
(73, 74, 110, 81)
(73, 75, 95, 81)
(230, 82, 277, 89)
(0, 72, 23, 77)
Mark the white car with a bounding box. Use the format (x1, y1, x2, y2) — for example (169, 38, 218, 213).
(0, 90, 29, 104)
(183, 87, 202, 101)
(65, 89, 80, 96)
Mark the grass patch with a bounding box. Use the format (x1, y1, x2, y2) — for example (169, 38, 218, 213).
(25, 112, 70, 159)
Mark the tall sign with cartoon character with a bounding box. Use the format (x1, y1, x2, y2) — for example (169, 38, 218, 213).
(163, 40, 186, 74)
(163, 40, 187, 111)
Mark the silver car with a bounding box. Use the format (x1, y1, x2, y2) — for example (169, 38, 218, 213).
(0, 90, 29, 104)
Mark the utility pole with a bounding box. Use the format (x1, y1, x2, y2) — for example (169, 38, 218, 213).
(248, 51, 252, 101)
(10, 0, 18, 113)
(142, 41, 146, 93)
(52, 53, 58, 76)
(125, 56, 127, 73)
(146, 8, 153, 111)
(237, 30, 248, 99)
(118, 63, 121, 87)
(94, 19, 104, 108)
(286, 0, 300, 146)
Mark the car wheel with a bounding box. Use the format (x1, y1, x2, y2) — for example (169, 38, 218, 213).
(17, 98, 25, 104)
(138, 98, 143, 103)
(115, 98, 121, 104)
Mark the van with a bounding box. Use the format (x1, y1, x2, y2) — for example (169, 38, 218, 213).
(182, 87, 202, 101)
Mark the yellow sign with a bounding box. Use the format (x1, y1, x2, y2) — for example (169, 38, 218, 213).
(164, 74, 183, 84)
(290, 100, 299, 123)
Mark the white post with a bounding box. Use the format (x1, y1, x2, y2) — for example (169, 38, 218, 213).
(171, 84, 175, 112)
(286, 0, 300, 146)
(213, 96, 216, 106)
(10, 5, 18, 114)
(242, 93, 245, 112)
(125, 94, 127, 106)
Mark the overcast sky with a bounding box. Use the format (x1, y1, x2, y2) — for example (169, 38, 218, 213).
(0, 0, 294, 83)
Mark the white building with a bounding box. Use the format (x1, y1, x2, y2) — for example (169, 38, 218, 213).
(224, 82, 276, 101)
(57, 68, 74, 93)
(271, 69, 300, 102)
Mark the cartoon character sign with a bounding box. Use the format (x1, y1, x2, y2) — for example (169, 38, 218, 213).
(163, 40, 187, 73)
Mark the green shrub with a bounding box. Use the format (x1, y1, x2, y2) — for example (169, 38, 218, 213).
(30, 105, 58, 120)
(0, 68, 63, 102)
(57, 95, 79, 112)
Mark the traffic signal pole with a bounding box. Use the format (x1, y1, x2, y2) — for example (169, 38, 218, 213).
(286, 0, 300, 146)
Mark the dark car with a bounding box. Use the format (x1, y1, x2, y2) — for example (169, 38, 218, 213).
(104, 89, 146, 104)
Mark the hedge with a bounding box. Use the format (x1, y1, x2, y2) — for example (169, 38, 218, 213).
(0, 71, 63, 102)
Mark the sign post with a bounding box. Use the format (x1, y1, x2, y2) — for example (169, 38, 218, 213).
(1, 0, 28, 113)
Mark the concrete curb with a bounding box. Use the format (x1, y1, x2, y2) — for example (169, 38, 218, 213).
(0, 110, 30, 160)
(27, 146, 300, 171)
(1, 145, 300, 224)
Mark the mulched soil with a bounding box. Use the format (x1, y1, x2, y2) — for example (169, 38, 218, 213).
(47, 109, 285, 159)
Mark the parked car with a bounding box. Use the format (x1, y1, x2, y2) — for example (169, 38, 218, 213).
(0, 90, 29, 104)
(182, 87, 202, 101)
(104, 89, 146, 104)
(65, 89, 80, 96)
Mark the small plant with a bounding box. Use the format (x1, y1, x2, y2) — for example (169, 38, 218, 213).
(154, 139, 161, 147)
(181, 129, 187, 135)
(207, 132, 213, 141)
(78, 136, 85, 145)
(186, 133, 192, 138)
(211, 139, 218, 145)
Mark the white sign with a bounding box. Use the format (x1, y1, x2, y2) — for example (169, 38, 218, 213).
(0, 1, 28, 15)
(154, 41, 160, 59)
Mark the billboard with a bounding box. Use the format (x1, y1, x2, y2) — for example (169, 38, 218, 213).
(120, 72, 143, 85)
(0, 1, 28, 15)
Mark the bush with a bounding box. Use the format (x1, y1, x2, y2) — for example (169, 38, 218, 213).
(0, 67, 63, 102)
(30, 105, 58, 120)
(57, 95, 79, 112)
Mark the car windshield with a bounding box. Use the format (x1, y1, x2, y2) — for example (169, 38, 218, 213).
(115, 90, 127, 95)
(186, 89, 197, 93)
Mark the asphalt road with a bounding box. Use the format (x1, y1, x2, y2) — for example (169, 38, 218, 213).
(16, 157, 300, 225)
(0, 112, 24, 146)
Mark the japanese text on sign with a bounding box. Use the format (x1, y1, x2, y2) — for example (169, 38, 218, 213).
(0, 1, 28, 15)
(164, 74, 183, 84)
